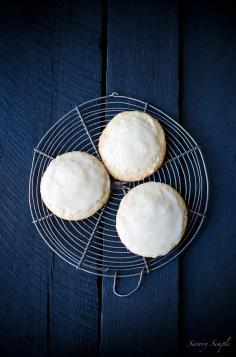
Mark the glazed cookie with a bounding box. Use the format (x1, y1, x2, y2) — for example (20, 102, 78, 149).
(40, 151, 110, 220)
(98, 111, 166, 182)
(116, 182, 188, 258)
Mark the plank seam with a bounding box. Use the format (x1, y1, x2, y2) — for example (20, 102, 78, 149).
(98, 1, 108, 356)
(177, 0, 185, 355)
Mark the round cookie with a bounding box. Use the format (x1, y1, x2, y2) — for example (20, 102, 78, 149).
(40, 151, 110, 221)
(116, 182, 188, 258)
(98, 111, 166, 182)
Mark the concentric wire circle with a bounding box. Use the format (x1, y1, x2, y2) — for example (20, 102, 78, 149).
(29, 94, 209, 277)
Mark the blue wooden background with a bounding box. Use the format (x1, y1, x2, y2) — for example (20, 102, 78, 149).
(0, 0, 235, 356)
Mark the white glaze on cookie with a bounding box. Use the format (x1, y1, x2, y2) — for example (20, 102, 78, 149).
(40, 151, 110, 220)
(116, 182, 187, 257)
(99, 111, 166, 181)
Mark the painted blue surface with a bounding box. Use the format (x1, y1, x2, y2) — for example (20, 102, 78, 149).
(180, 1, 236, 355)
(0, 2, 102, 356)
(101, 1, 179, 356)
(0, 0, 235, 356)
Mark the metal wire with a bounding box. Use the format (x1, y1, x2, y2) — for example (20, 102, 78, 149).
(29, 93, 209, 278)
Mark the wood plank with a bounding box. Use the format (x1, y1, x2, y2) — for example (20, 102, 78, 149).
(180, 0, 236, 355)
(0, 3, 55, 355)
(46, 2, 103, 356)
(101, 1, 180, 355)
(0, 1, 103, 355)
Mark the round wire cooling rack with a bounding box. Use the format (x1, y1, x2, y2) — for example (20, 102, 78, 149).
(29, 92, 209, 297)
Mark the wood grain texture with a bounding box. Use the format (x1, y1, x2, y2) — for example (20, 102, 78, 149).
(0, 1, 103, 356)
(180, 0, 236, 355)
(100, 1, 180, 356)
(45, 2, 103, 356)
(0, 4, 55, 355)
(1, 1, 235, 355)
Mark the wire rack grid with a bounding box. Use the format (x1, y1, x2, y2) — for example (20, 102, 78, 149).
(29, 92, 209, 287)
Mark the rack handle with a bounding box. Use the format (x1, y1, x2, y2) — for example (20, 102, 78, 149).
(113, 268, 145, 297)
